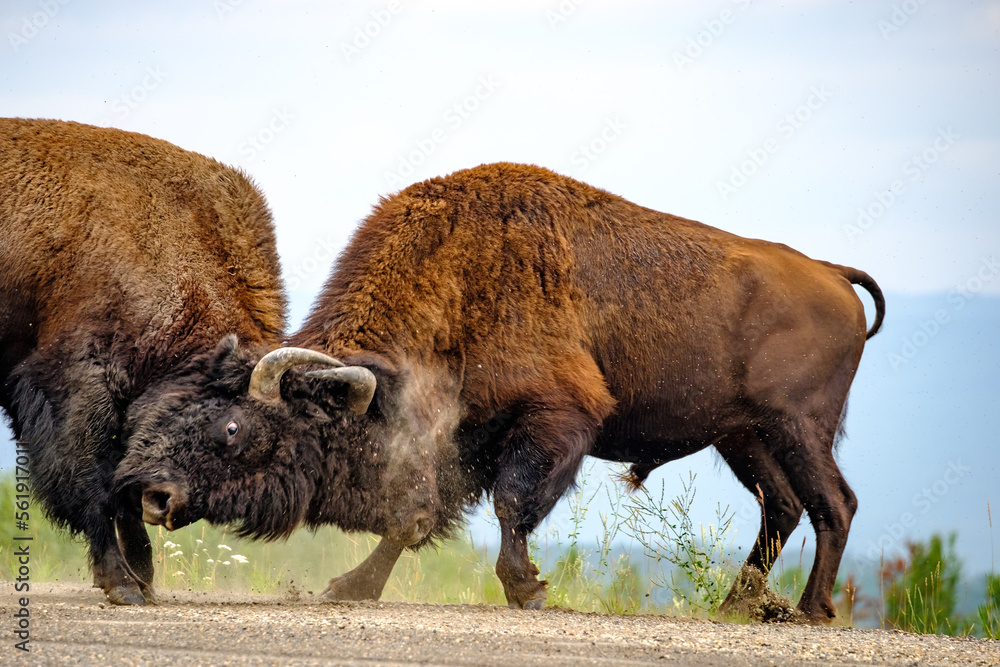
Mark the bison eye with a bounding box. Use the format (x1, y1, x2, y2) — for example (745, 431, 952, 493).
(215, 408, 249, 451)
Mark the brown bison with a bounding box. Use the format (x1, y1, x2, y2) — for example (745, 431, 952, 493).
(117, 162, 883, 621)
(0, 118, 286, 604)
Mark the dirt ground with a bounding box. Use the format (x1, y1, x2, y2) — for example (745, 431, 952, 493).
(3, 583, 999, 666)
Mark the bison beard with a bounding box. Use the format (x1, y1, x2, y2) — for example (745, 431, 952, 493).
(119, 162, 884, 623)
(0, 118, 287, 605)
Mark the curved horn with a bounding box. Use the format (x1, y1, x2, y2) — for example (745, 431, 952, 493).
(305, 367, 377, 415)
(248, 347, 344, 403)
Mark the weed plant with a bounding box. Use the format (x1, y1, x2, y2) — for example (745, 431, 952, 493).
(622, 471, 737, 615)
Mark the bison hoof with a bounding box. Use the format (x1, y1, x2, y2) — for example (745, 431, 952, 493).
(507, 597, 546, 610)
(104, 579, 157, 606)
(141, 584, 159, 605)
(796, 602, 836, 625)
(506, 590, 547, 610)
(105, 584, 147, 606)
(320, 577, 379, 602)
(502, 576, 548, 610)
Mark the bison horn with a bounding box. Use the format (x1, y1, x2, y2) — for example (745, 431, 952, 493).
(305, 367, 377, 415)
(248, 347, 345, 404)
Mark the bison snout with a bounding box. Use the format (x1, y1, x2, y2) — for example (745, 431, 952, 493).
(141, 483, 188, 531)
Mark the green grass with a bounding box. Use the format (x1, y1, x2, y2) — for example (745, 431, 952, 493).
(531, 476, 646, 614)
(1, 473, 93, 585)
(979, 574, 1000, 639)
(0, 509, 513, 603)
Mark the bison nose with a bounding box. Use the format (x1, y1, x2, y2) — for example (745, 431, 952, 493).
(141, 483, 186, 530)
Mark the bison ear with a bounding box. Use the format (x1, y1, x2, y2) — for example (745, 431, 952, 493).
(215, 333, 240, 354)
(299, 400, 331, 423)
(331, 351, 398, 415)
(206, 335, 256, 395)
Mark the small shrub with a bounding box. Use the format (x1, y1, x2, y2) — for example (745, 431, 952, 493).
(880, 533, 966, 635)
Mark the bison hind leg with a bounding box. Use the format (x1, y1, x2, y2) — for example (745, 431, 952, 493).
(715, 429, 803, 619)
(753, 415, 857, 622)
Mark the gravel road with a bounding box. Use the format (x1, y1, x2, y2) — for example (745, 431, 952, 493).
(4, 583, 998, 666)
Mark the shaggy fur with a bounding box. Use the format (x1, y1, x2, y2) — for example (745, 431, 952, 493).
(117, 162, 883, 621)
(0, 118, 286, 605)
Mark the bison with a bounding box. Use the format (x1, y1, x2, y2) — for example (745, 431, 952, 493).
(117, 162, 884, 621)
(0, 118, 286, 604)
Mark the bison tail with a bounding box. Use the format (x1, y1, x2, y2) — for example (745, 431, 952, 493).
(849, 269, 885, 339)
(825, 263, 885, 339)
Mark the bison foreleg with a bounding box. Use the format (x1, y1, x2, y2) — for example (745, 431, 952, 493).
(495, 525, 546, 610)
(320, 537, 404, 601)
(89, 515, 152, 605)
(115, 506, 157, 603)
(492, 406, 598, 609)
(12, 356, 150, 605)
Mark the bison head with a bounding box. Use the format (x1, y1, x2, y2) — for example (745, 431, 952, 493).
(115, 335, 438, 545)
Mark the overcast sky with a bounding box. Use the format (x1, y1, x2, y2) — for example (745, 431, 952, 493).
(2, 1, 998, 579)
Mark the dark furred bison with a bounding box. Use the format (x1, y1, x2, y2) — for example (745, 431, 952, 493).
(0, 118, 286, 604)
(117, 162, 884, 621)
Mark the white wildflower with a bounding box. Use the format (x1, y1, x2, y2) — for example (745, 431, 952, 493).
(218, 544, 232, 552)
(169, 550, 184, 558)
(232, 555, 249, 564)
(163, 541, 178, 549)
